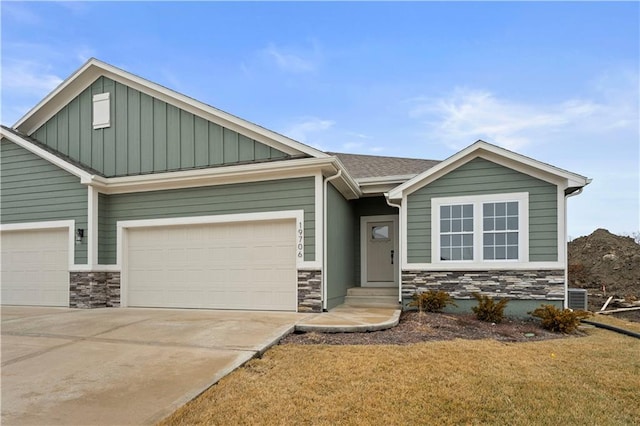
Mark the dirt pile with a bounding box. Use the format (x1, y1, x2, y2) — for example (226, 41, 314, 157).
(568, 228, 640, 312)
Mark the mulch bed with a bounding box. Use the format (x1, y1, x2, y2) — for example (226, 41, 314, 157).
(280, 311, 586, 345)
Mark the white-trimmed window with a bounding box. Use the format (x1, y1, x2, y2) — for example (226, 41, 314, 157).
(432, 193, 529, 264)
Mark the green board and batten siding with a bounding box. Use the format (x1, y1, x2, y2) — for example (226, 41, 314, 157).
(326, 183, 355, 309)
(98, 177, 315, 264)
(0, 139, 88, 264)
(406, 157, 558, 263)
(31, 76, 289, 177)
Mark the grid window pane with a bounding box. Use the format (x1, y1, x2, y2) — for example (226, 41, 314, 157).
(439, 203, 474, 262)
(441, 205, 451, 219)
(441, 248, 450, 261)
(482, 201, 519, 261)
(484, 218, 494, 231)
(484, 247, 494, 260)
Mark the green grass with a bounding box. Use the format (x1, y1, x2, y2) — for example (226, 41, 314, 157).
(160, 317, 640, 425)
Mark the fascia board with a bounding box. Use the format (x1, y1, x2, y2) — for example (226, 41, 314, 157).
(15, 58, 329, 159)
(13, 59, 97, 131)
(328, 157, 362, 199)
(357, 174, 417, 184)
(0, 127, 92, 183)
(91, 157, 338, 194)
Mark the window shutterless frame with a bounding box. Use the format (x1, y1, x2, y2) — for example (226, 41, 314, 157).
(431, 192, 529, 265)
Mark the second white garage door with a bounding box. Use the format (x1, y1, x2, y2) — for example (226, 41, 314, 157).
(125, 219, 297, 311)
(1, 227, 69, 307)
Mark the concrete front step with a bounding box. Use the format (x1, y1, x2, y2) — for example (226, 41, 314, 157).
(343, 295, 400, 308)
(346, 287, 397, 296)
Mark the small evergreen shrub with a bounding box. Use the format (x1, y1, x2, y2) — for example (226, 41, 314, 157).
(530, 304, 591, 333)
(472, 293, 509, 323)
(408, 290, 457, 313)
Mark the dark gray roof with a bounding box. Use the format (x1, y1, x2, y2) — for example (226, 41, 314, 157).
(1, 125, 106, 177)
(328, 152, 440, 180)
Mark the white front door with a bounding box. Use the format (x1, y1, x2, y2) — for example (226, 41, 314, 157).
(361, 216, 399, 287)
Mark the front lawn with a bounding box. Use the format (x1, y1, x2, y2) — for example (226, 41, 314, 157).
(160, 317, 640, 425)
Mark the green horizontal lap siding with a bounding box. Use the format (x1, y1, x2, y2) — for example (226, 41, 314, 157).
(32, 77, 289, 177)
(0, 139, 88, 264)
(326, 183, 355, 309)
(98, 177, 315, 264)
(407, 157, 557, 263)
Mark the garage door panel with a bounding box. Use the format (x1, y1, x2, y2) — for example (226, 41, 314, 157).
(126, 219, 296, 311)
(1, 228, 69, 307)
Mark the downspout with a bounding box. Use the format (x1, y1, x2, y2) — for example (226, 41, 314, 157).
(564, 187, 584, 308)
(385, 194, 402, 307)
(323, 169, 342, 311)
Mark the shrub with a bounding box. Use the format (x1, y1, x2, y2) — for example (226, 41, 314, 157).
(472, 293, 509, 323)
(530, 304, 591, 333)
(408, 290, 457, 313)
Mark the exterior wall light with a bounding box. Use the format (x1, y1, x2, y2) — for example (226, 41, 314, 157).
(76, 228, 84, 243)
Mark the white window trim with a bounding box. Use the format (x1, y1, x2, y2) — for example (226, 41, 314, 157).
(431, 193, 530, 268)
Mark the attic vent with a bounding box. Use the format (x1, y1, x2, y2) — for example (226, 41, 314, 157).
(567, 288, 588, 310)
(92, 93, 110, 129)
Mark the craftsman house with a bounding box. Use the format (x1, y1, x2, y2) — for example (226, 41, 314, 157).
(0, 59, 590, 314)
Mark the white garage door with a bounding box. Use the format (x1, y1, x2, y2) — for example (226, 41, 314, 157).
(1, 228, 69, 306)
(126, 219, 297, 311)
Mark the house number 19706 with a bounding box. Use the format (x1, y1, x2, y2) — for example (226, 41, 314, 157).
(297, 221, 304, 258)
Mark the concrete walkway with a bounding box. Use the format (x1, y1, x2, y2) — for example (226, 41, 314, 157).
(296, 305, 401, 333)
(1, 305, 399, 425)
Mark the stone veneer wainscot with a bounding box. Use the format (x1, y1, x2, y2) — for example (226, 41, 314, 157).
(297, 269, 322, 312)
(70, 272, 121, 308)
(402, 270, 565, 301)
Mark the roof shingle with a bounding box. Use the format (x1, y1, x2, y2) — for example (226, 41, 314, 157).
(327, 152, 439, 180)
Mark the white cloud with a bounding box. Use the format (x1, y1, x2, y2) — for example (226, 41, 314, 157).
(282, 117, 335, 148)
(2, 60, 63, 96)
(262, 42, 320, 73)
(409, 74, 638, 151)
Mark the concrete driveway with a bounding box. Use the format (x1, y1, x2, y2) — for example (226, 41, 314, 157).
(1, 306, 305, 425)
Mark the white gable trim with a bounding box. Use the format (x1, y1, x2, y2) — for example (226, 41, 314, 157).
(388, 141, 590, 200)
(0, 127, 92, 183)
(14, 58, 329, 159)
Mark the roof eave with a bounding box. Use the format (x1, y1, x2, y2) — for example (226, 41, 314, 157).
(14, 58, 329, 160)
(388, 141, 591, 200)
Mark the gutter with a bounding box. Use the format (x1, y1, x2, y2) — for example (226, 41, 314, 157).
(322, 169, 343, 311)
(564, 187, 584, 308)
(384, 193, 403, 307)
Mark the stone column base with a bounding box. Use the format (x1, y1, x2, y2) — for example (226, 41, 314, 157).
(70, 272, 121, 308)
(298, 269, 322, 312)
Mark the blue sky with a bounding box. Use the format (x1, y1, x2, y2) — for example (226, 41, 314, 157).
(1, 1, 638, 238)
